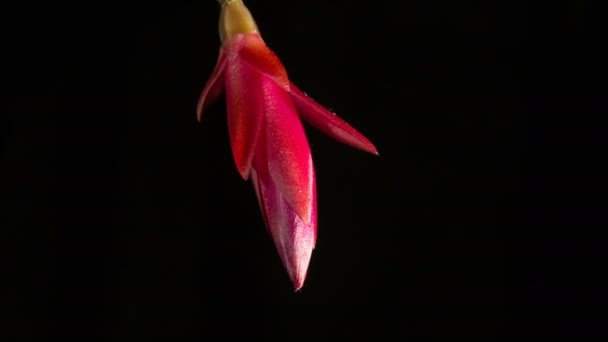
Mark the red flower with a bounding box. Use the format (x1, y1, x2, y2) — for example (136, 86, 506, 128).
(198, 0, 377, 290)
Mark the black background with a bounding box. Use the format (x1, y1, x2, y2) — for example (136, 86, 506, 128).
(1, 0, 603, 339)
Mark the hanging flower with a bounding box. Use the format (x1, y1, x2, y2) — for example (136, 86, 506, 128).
(198, 0, 378, 290)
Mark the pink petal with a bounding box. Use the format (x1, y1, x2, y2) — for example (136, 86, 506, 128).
(288, 83, 379, 155)
(224, 47, 266, 180)
(262, 75, 315, 226)
(251, 124, 318, 246)
(250, 159, 316, 291)
(196, 51, 227, 122)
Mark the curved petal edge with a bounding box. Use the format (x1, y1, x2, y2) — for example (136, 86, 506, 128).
(197, 51, 227, 122)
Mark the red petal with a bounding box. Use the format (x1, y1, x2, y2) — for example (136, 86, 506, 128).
(289, 83, 379, 155)
(196, 51, 227, 122)
(238, 33, 289, 88)
(263, 75, 315, 226)
(224, 48, 265, 180)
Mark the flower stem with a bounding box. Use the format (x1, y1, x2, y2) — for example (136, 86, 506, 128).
(217, 0, 242, 6)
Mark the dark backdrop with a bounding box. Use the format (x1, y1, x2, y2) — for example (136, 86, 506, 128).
(1, 0, 602, 339)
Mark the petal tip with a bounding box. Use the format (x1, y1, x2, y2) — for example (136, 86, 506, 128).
(277, 222, 314, 292)
(293, 281, 304, 292)
(238, 166, 251, 180)
(290, 268, 308, 292)
(366, 144, 380, 156)
(288, 83, 379, 156)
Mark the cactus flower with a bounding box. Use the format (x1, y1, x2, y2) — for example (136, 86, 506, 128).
(198, 0, 378, 290)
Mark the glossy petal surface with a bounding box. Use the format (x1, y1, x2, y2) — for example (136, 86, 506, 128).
(289, 83, 378, 155)
(251, 160, 316, 291)
(224, 37, 265, 179)
(263, 75, 315, 226)
(238, 34, 289, 88)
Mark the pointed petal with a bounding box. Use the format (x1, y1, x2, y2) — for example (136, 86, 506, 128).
(273, 189, 315, 291)
(251, 132, 318, 248)
(252, 157, 316, 291)
(196, 51, 227, 121)
(263, 75, 315, 226)
(224, 52, 265, 180)
(289, 83, 378, 155)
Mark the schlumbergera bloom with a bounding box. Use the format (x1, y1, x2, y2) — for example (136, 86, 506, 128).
(198, 0, 378, 290)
